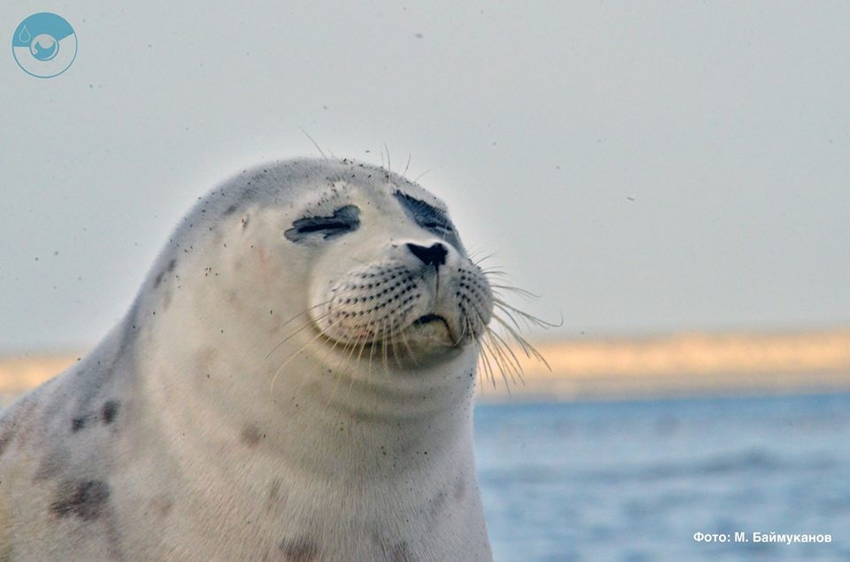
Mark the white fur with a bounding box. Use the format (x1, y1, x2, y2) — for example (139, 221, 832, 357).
(0, 158, 493, 561)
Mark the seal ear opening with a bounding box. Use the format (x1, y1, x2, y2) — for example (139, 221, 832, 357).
(284, 205, 360, 242)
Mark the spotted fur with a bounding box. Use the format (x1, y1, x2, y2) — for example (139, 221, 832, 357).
(0, 158, 494, 561)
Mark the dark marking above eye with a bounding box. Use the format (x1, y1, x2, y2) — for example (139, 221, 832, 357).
(393, 191, 450, 227)
(393, 191, 460, 247)
(285, 205, 360, 242)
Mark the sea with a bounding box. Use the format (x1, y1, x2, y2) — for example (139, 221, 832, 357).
(474, 393, 850, 562)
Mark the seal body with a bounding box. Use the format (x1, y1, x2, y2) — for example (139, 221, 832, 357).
(0, 158, 494, 561)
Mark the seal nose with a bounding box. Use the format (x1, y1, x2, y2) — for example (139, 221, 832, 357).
(407, 242, 448, 267)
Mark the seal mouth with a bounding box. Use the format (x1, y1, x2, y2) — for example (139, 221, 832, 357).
(408, 313, 464, 347)
(411, 313, 448, 328)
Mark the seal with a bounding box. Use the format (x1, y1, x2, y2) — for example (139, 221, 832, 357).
(0, 158, 497, 561)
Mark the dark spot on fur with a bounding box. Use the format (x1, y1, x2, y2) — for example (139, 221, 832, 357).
(390, 541, 414, 562)
(0, 425, 15, 458)
(373, 533, 416, 562)
(149, 495, 173, 518)
(71, 414, 94, 432)
(101, 400, 120, 425)
(223, 203, 238, 215)
(453, 475, 466, 501)
(428, 490, 447, 522)
(0, 396, 40, 458)
(51, 480, 111, 521)
(167, 258, 176, 272)
(279, 537, 319, 561)
(266, 478, 284, 511)
(240, 425, 262, 447)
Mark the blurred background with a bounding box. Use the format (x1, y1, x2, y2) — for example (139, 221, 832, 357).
(2, 2, 849, 560)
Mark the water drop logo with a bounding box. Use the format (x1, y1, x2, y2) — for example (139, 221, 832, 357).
(12, 13, 77, 78)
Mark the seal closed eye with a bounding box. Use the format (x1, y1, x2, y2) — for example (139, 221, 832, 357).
(284, 204, 360, 242)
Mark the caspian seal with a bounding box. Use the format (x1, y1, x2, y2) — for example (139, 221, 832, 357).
(0, 158, 498, 561)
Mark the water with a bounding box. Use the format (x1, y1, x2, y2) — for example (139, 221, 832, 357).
(474, 393, 850, 561)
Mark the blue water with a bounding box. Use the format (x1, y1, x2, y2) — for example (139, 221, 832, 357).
(473, 393, 850, 561)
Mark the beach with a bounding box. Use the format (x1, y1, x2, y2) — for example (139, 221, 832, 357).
(3, 329, 849, 404)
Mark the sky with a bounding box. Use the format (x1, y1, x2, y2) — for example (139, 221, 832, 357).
(2, 2, 849, 353)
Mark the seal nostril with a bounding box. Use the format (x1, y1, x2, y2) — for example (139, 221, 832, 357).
(407, 243, 448, 267)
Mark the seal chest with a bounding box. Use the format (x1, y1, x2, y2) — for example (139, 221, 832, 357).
(0, 158, 495, 561)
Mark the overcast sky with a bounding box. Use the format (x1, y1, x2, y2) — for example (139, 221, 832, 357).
(2, 2, 849, 353)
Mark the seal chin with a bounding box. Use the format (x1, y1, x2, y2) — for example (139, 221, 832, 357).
(409, 312, 477, 343)
(315, 312, 470, 366)
(388, 315, 467, 366)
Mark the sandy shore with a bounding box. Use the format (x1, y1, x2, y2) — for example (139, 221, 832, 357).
(2, 329, 849, 404)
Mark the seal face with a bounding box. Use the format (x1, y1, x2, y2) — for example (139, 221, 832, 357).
(0, 158, 495, 561)
(306, 188, 492, 362)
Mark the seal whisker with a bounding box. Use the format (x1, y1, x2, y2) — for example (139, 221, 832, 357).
(474, 317, 497, 389)
(324, 333, 364, 414)
(412, 168, 433, 183)
(451, 310, 469, 347)
(388, 318, 403, 369)
(381, 318, 390, 377)
(265, 302, 331, 359)
(396, 316, 418, 366)
(478, 333, 512, 396)
(366, 318, 379, 389)
(300, 128, 331, 160)
(472, 253, 498, 267)
(489, 313, 551, 372)
(402, 153, 412, 178)
(479, 268, 511, 278)
(487, 285, 541, 300)
(316, 325, 362, 414)
(476, 334, 496, 389)
(338, 322, 377, 404)
(486, 329, 524, 388)
(492, 298, 562, 330)
(270, 314, 348, 394)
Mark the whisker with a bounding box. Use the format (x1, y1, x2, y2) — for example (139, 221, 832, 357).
(300, 129, 329, 160)
(397, 314, 417, 366)
(473, 253, 497, 266)
(402, 153, 412, 178)
(484, 326, 526, 387)
(478, 333, 512, 396)
(413, 168, 433, 183)
(265, 302, 330, 359)
(270, 313, 347, 394)
(490, 314, 551, 371)
(493, 298, 562, 329)
(488, 285, 541, 300)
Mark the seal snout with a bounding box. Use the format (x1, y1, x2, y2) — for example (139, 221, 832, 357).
(406, 242, 448, 268)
